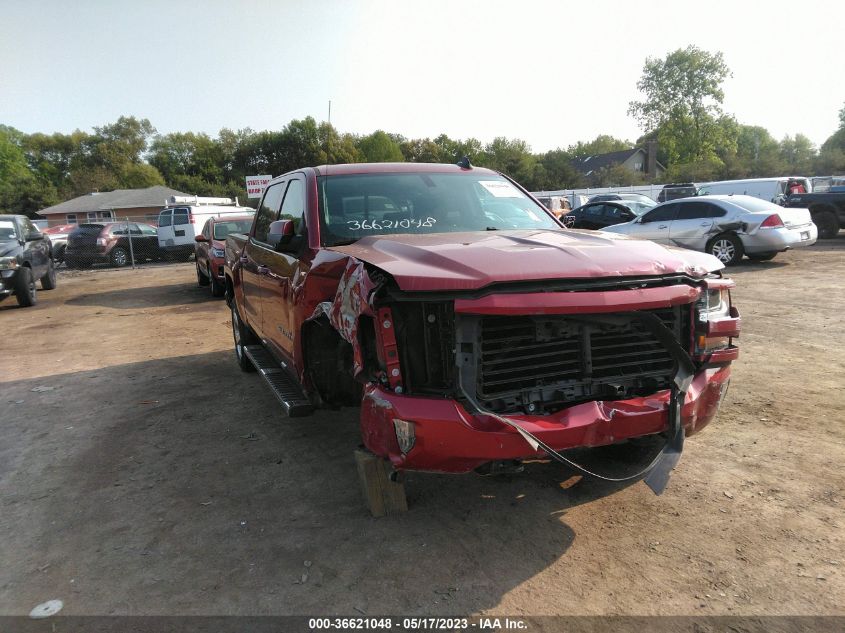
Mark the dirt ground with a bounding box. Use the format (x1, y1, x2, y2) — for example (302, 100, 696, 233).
(0, 239, 843, 618)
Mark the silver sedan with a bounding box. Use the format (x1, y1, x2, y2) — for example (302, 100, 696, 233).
(602, 195, 817, 265)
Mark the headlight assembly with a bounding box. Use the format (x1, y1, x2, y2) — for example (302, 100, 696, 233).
(0, 257, 19, 270)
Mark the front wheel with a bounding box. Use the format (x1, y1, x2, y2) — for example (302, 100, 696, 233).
(196, 262, 210, 286)
(231, 302, 258, 372)
(707, 233, 744, 266)
(210, 265, 225, 297)
(40, 259, 57, 290)
(15, 267, 37, 307)
(747, 252, 778, 262)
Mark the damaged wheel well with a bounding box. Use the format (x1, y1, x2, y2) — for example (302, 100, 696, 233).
(302, 316, 362, 406)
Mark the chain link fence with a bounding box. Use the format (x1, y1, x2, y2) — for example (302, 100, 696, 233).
(50, 214, 192, 270)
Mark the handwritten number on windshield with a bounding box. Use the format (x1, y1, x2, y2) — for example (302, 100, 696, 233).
(346, 217, 436, 230)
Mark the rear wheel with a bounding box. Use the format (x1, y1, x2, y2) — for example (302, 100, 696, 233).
(707, 233, 744, 266)
(747, 252, 778, 261)
(110, 246, 129, 267)
(231, 302, 258, 372)
(15, 267, 36, 307)
(813, 210, 839, 239)
(40, 260, 57, 290)
(196, 262, 210, 286)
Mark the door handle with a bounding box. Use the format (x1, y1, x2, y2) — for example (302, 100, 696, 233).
(658, 224, 668, 229)
(700, 222, 710, 226)
(239, 255, 249, 264)
(257, 265, 270, 275)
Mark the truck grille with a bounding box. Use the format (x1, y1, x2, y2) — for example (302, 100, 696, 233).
(475, 306, 689, 413)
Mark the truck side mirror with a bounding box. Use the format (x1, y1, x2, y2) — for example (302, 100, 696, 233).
(25, 232, 44, 241)
(194, 235, 207, 243)
(267, 219, 295, 250)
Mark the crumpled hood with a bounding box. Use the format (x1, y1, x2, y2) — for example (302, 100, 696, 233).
(328, 229, 724, 292)
(0, 242, 21, 258)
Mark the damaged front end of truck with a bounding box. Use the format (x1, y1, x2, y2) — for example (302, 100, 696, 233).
(308, 252, 739, 495)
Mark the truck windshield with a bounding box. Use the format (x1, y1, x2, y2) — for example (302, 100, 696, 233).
(317, 173, 559, 246)
(0, 220, 17, 241)
(213, 219, 254, 240)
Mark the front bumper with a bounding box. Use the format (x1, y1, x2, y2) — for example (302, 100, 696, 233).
(744, 223, 817, 254)
(360, 365, 731, 473)
(0, 268, 19, 295)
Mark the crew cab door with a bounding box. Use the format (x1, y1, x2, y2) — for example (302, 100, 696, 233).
(21, 217, 50, 278)
(669, 201, 724, 250)
(241, 181, 286, 336)
(260, 176, 308, 361)
(627, 203, 678, 244)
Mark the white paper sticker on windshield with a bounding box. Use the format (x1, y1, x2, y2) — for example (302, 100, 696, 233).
(479, 180, 522, 198)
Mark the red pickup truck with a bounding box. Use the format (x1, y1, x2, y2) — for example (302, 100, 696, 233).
(225, 162, 739, 513)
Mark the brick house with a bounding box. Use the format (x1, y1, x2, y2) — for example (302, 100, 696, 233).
(37, 185, 189, 227)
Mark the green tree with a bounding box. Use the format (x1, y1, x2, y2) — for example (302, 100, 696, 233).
(629, 46, 731, 166)
(533, 149, 585, 190)
(119, 163, 165, 189)
(0, 126, 59, 217)
(779, 134, 815, 175)
(358, 130, 404, 162)
(567, 135, 631, 158)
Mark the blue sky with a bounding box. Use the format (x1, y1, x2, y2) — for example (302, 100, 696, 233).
(2, 0, 843, 152)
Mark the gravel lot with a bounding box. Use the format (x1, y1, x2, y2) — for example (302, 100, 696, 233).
(1, 240, 843, 617)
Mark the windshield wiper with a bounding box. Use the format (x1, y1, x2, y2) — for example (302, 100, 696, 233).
(485, 226, 498, 231)
(330, 238, 360, 247)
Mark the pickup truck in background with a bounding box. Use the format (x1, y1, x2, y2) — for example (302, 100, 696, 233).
(784, 192, 845, 239)
(224, 162, 740, 514)
(0, 214, 56, 307)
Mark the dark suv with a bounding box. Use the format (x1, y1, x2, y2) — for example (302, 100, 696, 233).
(0, 215, 56, 307)
(657, 183, 698, 202)
(64, 222, 163, 268)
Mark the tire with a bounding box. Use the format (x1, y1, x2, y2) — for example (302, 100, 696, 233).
(707, 233, 744, 266)
(196, 262, 210, 286)
(210, 264, 225, 297)
(40, 259, 57, 290)
(14, 267, 36, 307)
(747, 252, 778, 262)
(231, 302, 258, 372)
(110, 246, 129, 268)
(813, 210, 839, 239)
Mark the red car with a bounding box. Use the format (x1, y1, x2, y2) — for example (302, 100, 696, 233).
(224, 162, 739, 513)
(195, 215, 254, 297)
(41, 224, 77, 263)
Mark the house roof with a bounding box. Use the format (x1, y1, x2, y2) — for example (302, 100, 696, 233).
(571, 148, 665, 177)
(38, 185, 190, 216)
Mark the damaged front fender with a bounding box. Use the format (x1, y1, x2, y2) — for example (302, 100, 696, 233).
(307, 258, 381, 377)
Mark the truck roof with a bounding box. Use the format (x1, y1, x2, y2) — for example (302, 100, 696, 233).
(311, 162, 499, 177)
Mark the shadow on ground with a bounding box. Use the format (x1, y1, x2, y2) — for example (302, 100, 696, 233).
(65, 282, 218, 310)
(0, 351, 648, 616)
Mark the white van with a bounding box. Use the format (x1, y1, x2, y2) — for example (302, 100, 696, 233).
(157, 196, 253, 259)
(696, 177, 811, 205)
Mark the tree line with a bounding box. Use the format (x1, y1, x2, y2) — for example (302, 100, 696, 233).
(2, 45, 845, 217)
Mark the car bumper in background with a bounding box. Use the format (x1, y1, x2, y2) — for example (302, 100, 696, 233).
(744, 223, 818, 254)
(360, 365, 732, 473)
